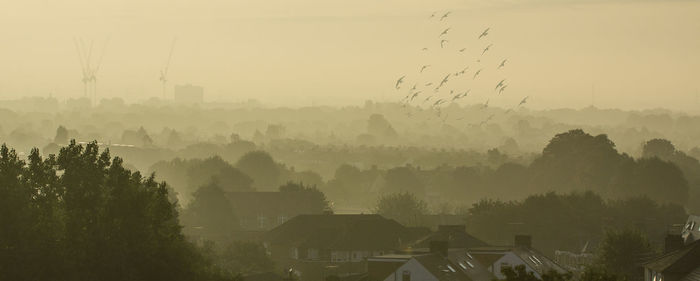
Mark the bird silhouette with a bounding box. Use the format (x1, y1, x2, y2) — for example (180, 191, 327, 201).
(441, 39, 449, 48)
(518, 96, 529, 106)
(410, 91, 422, 102)
(478, 28, 490, 39)
(425, 82, 433, 87)
(430, 12, 436, 19)
(422, 47, 429, 51)
(473, 69, 482, 79)
(420, 65, 431, 73)
(498, 59, 507, 69)
(440, 28, 451, 37)
(494, 79, 506, 91)
(459, 48, 466, 52)
(482, 44, 492, 55)
(498, 85, 508, 95)
(395, 75, 406, 89)
(440, 11, 451, 21)
(438, 74, 451, 88)
(458, 66, 469, 75)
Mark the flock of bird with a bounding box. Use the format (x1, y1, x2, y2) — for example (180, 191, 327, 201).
(394, 11, 530, 127)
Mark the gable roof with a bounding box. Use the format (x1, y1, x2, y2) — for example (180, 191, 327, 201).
(468, 246, 568, 276)
(263, 214, 408, 250)
(413, 254, 472, 281)
(645, 240, 700, 273)
(448, 249, 497, 281)
(410, 225, 489, 249)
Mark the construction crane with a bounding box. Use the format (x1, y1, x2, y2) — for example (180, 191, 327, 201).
(160, 38, 176, 99)
(72, 37, 109, 106)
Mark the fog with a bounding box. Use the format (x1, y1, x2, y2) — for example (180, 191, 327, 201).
(3, 1, 700, 281)
(3, 0, 700, 110)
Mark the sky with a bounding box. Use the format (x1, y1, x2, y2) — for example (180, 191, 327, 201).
(1, 0, 699, 111)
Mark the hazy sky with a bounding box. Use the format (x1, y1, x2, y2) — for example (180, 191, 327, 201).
(2, 0, 699, 111)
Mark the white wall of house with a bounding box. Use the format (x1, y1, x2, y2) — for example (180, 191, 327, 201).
(491, 252, 540, 279)
(382, 258, 438, 281)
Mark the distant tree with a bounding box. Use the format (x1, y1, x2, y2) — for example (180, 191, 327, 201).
(596, 228, 652, 281)
(375, 192, 428, 226)
(367, 114, 397, 138)
(642, 139, 675, 159)
(279, 181, 331, 213)
(182, 181, 240, 242)
(500, 265, 572, 281)
(383, 166, 425, 196)
(187, 156, 254, 193)
(54, 125, 68, 144)
(236, 151, 281, 191)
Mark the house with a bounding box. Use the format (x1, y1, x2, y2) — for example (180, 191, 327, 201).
(226, 191, 326, 231)
(367, 242, 494, 281)
(263, 214, 421, 281)
(644, 240, 700, 281)
(410, 225, 489, 250)
(682, 215, 700, 245)
(644, 216, 700, 281)
(467, 235, 568, 279)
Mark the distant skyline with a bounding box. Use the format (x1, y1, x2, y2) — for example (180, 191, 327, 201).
(1, 0, 699, 111)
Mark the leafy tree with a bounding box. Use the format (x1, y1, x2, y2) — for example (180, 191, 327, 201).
(54, 125, 69, 144)
(279, 181, 331, 214)
(236, 151, 281, 191)
(383, 166, 425, 196)
(579, 266, 626, 281)
(596, 228, 652, 281)
(375, 192, 428, 226)
(367, 114, 397, 138)
(182, 181, 240, 242)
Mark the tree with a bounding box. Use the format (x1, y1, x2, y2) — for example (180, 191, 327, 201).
(367, 114, 397, 138)
(54, 125, 69, 144)
(375, 192, 428, 226)
(579, 266, 626, 281)
(596, 228, 652, 281)
(0, 141, 236, 281)
(279, 181, 331, 214)
(182, 181, 240, 242)
(383, 166, 425, 196)
(500, 265, 572, 281)
(236, 151, 281, 191)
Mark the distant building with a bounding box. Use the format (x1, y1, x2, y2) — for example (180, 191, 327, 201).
(174, 84, 203, 103)
(682, 215, 700, 245)
(644, 215, 700, 281)
(262, 214, 422, 281)
(368, 242, 494, 281)
(409, 225, 489, 250)
(468, 235, 568, 279)
(644, 240, 700, 281)
(226, 191, 327, 231)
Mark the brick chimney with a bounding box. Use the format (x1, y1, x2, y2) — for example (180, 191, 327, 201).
(514, 235, 532, 248)
(430, 240, 449, 257)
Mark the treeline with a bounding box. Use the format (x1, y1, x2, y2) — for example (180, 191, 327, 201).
(0, 141, 237, 281)
(325, 129, 700, 212)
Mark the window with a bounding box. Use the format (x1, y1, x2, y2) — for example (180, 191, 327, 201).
(402, 271, 411, 281)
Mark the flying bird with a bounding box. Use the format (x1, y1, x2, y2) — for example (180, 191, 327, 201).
(478, 28, 490, 39)
(421, 47, 429, 51)
(440, 11, 451, 21)
(498, 59, 507, 69)
(438, 74, 451, 88)
(441, 39, 449, 48)
(458, 66, 469, 75)
(518, 96, 529, 106)
(440, 28, 451, 37)
(425, 82, 433, 86)
(410, 91, 422, 102)
(459, 48, 466, 53)
(395, 75, 405, 89)
(482, 44, 493, 55)
(411, 84, 417, 91)
(482, 99, 490, 109)
(420, 65, 431, 73)
(430, 12, 436, 19)
(473, 69, 482, 79)
(498, 85, 508, 94)
(494, 79, 506, 91)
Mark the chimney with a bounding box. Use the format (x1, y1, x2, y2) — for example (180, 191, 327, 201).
(664, 234, 683, 253)
(430, 240, 449, 257)
(514, 235, 532, 248)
